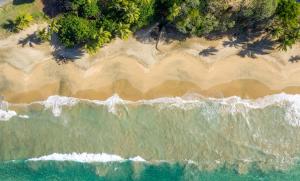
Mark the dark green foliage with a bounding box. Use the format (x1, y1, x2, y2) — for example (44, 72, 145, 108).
(253, 0, 278, 21)
(272, 0, 300, 51)
(55, 0, 153, 52)
(276, 0, 300, 21)
(134, 0, 156, 29)
(162, 0, 279, 35)
(53, 0, 300, 52)
(78, 0, 100, 18)
(57, 15, 92, 47)
(85, 28, 112, 53)
(107, 0, 140, 24)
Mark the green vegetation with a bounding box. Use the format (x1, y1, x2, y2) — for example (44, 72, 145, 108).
(51, 0, 156, 53)
(161, 0, 281, 35)
(1, 0, 300, 52)
(12, 13, 33, 32)
(0, 1, 44, 37)
(271, 0, 300, 50)
(57, 15, 91, 47)
(36, 27, 50, 42)
(50, 0, 300, 52)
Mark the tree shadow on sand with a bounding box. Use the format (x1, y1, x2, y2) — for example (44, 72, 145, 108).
(222, 30, 276, 59)
(51, 34, 84, 65)
(17, 31, 84, 64)
(199, 47, 218, 57)
(223, 36, 248, 48)
(52, 47, 84, 65)
(1, 20, 15, 32)
(237, 38, 275, 58)
(289, 55, 300, 63)
(18, 32, 42, 47)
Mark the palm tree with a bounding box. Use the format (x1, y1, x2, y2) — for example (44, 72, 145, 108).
(116, 23, 131, 39)
(49, 20, 59, 34)
(14, 14, 33, 32)
(37, 28, 50, 42)
(123, 2, 140, 24)
(109, 0, 140, 24)
(97, 28, 112, 45)
(277, 29, 300, 51)
(167, 3, 181, 21)
(272, 0, 300, 51)
(86, 28, 112, 54)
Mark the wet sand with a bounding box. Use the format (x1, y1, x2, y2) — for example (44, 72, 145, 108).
(1, 24, 300, 103)
(4, 79, 300, 103)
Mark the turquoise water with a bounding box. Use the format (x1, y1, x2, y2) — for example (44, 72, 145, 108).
(1, 94, 300, 180)
(1, 160, 300, 180)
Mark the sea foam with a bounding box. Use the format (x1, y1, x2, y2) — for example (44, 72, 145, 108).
(42, 96, 79, 117)
(0, 100, 17, 121)
(92, 94, 128, 114)
(4, 93, 300, 126)
(28, 153, 146, 163)
(18, 115, 29, 119)
(0, 109, 17, 121)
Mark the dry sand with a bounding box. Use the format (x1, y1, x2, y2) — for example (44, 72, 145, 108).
(1, 24, 300, 103)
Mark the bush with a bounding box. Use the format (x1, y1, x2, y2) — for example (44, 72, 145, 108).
(57, 15, 92, 47)
(78, 0, 100, 18)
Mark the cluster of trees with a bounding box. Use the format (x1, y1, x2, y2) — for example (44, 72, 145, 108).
(162, 0, 300, 50)
(162, 0, 279, 35)
(43, 0, 155, 53)
(40, 0, 300, 52)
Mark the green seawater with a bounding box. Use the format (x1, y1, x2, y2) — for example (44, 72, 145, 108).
(1, 160, 300, 180)
(1, 94, 300, 180)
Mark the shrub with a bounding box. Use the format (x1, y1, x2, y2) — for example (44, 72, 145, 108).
(57, 15, 92, 47)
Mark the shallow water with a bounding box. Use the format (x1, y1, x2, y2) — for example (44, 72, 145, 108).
(1, 94, 300, 180)
(2, 160, 300, 181)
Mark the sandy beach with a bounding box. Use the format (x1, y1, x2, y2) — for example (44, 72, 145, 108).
(1, 24, 300, 103)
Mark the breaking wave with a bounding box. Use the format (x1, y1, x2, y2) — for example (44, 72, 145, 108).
(1, 93, 300, 126)
(28, 153, 146, 163)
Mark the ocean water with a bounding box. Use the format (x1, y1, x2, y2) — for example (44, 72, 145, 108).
(1, 93, 300, 180)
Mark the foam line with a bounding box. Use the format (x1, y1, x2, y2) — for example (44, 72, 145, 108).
(28, 153, 146, 163)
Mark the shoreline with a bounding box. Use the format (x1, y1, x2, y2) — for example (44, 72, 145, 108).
(3, 79, 300, 104)
(1, 25, 300, 103)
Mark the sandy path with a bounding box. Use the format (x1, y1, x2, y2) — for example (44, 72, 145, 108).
(1, 24, 300, 103)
